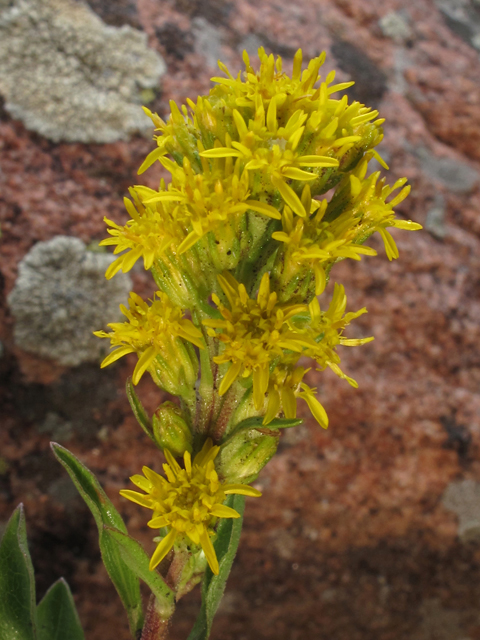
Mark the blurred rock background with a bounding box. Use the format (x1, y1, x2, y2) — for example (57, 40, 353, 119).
(1, 0, 480, 638)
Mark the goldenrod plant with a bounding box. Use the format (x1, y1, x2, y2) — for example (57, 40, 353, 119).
(1, 48, 421, 640)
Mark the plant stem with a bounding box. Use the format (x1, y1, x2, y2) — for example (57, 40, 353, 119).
(141, 595, 172, 640)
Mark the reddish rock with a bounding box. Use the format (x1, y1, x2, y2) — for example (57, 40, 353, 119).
(2, 0, 480, 639)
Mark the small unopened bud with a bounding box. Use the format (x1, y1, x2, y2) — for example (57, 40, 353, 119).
(153, 402, 193, 457)
(216, 426, 279, 484)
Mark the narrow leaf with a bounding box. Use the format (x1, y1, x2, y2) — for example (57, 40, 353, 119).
(104, 527, 175, 620)
(226, 416, 303, 440)
(187, 494, 245, 640)
(0, 504, 37, 640)
(51, 444, 143, 637)
(37, 579, 84, 640)
(126, 378, 155, 442)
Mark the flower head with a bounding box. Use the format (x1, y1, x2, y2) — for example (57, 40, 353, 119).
(302, 284, 374, 387)
(101, 188, 186, 279)
(120, 439, 261, 574)
(203, 272, 311, 409)
(94, 291, 204, 387)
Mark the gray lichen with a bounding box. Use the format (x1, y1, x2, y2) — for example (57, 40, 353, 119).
(0, 0, 165, 143)
(378, 11, 413, 44)
(442, 479, 480, 542)
(8, 236, 132, 366)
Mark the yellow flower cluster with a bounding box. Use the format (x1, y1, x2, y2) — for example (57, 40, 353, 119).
(98, 46, 421, 426)
(94, 47, 422, 576)
(120, 439, 261, 574)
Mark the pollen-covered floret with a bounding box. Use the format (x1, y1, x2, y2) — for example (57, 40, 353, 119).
(120, 439, 261, 574)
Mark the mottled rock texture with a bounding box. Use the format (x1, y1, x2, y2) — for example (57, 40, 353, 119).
(0, 0, 165, 142)
(8, 236, 131, 366)
(1, 0, 480, 640)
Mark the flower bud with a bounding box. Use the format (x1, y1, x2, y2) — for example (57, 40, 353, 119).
(216, 426, 279, 484)
(150, 340, 199, 400)
(152, 402, 193, 456)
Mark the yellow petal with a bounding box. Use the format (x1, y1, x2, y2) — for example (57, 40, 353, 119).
(100, 346, 135, 368)
(194, 437, 215, 466)
(392, 220, 422, 231)
(149, 529, 177, 571)
(280, 386, 297, 419)
(200, 148, 243, 158)
(121, 247, 143, 273)
(223, 484, 262, 497)
(105, 256, 125, 280)
(233, 109, 248, 139)
(137, 146, 166, 175)
(119, 490, 153, 509)
(263, 389, 280, 425)
(253, 366, 269, 410)
(147, 515, 169, 528)
(271, 176, 306, 217)
(164, 449, 182, 476)
(378, 228, 399, 261)
(199, 529, 219, 575)
(245, 200, 282, 220)
(314, 265, 326, 295)
(177, 231, 201, 254)
(281, 167, 317, 181)
(297, 155, 339, 167)
(184, 450, 192, 476)
(130, 474, 152, 492)
(218, 360, 242, 396)
(132, 346, 157, 385)
(300, 392, 328, 429)
(209, 504, 241, 519)
(186, 528, 200, 545)
(256, 272, 270, 307)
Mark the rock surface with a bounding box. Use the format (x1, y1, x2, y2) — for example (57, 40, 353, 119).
(8, 236, 131, 366)
(0, 0, 165, 143)
(1, 1, 480, 640)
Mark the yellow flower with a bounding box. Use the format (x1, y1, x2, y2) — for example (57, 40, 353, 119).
(120, 439, 261, 574)
(272, 162, 421, 296)
(263, 365, 329, 429)
(261, 284, 373, 426)
(94, 291, 204, 386)
(101, 188, 186, 279)
(272, 197, 377, 296)
(304, 284, 374, 386)
(345, 163, 422, 260)
(203, 272, 311, 409)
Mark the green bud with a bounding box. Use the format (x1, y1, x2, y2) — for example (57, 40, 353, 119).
(152, 402, 193, 456)
(216, 426, 279, 484)
(150, 339, 199, 400)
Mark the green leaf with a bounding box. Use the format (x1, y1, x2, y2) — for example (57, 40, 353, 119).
(227, 415, 303, 439)
(104, 527, 175, 620)
(187, 494, 245, 640)
(0, 504, 37, 640)
(126, 378, 155, 442)
(51, 444, 143, 637)
(37, 579, 84, 640)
